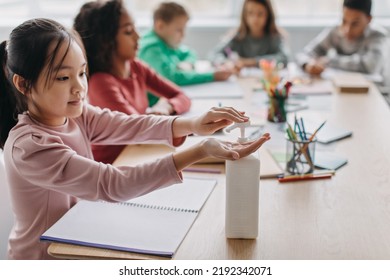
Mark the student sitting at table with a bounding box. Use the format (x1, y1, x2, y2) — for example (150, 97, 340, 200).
(211, 0, 289, 69)
(296, 0, 388, 78)
(0, 18, 270, 259)
(74, 0, 191, 164)
(138, 2, 234, 99)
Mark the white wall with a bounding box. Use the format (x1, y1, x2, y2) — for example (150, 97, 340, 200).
(1, 21, 388, 61)
(0, 26, 13, 42)
(0, 23, 340, 62)
(178, 25, 325, 61)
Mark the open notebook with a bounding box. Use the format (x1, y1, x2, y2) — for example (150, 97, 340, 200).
(40, 177, 217, 258)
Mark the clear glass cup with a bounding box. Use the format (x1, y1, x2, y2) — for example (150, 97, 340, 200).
(286, 134, 316, 175)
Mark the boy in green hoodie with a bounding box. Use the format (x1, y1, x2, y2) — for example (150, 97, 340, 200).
(139, 2, 233, 106)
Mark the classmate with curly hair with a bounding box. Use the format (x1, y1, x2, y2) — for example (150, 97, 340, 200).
(74, 0, 192, 163)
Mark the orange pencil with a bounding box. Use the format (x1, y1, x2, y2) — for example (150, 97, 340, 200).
(294, 120, 327, 161)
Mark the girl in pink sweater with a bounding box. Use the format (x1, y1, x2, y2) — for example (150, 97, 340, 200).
(0, 19, 270, 259)
(73, 0, 192, 164)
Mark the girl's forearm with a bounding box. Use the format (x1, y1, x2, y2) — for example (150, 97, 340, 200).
(172, 141, 207, 171)
(172, 117, 195, 138)
(241, 58, 257, 67)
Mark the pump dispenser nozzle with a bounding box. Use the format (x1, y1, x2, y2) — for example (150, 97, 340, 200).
(225, 121, 251, 143)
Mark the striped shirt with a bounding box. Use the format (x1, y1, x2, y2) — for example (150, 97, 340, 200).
(296, 24, 388, 77)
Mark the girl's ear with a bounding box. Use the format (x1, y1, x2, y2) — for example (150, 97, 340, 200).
(12, 74, 27, 95)
(154, 20, 165, 34)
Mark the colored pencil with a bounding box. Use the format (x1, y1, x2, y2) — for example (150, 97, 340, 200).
(278, 173, 332, 183)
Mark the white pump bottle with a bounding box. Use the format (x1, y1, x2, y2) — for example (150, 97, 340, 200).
(225, 121, 260, 239)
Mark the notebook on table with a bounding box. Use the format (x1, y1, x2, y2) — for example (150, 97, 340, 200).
(290, 80, 333, 96)
(304, 120, 353, 144)
(314, 151, 348, 170)
(267, 149, 348, 173)
(41, 177, 217, 258)
(259, 148, 284, 179)
(332, 73, 370, 93)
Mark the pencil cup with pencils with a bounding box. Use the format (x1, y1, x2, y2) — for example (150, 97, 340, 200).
(262, 79, 292, 123)
(286, 133, 316, 175)
(268, 95, 287, 123)
(285, 118, 326, 175)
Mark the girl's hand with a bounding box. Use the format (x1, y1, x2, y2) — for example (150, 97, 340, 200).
(213, 69, 233, 81)
(304, 62, 325, 76)
(190, 107, 249, 136)
(304, 57, 328, 76)
(237, 58, 257, 68)
(146, 98, 174, 115)
(172, 133, 271, 171)
(201, 133, 271, 160)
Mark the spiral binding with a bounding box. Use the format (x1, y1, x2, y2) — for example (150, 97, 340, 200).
(100, 200, 198, 213)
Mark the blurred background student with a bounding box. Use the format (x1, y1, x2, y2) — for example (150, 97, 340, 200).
(211, 0, 289, 69)
(296, 0, 388, 78)
(74, 0, 191, 164)
(138, 2, 234, 106)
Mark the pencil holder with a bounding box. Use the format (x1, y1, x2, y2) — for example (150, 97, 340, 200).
(286, 134, 316, 175)
(267, 96, 287, 123)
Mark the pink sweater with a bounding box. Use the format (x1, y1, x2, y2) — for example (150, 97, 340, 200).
(88, 59, 191, 164)
(3, 104, 184, 259)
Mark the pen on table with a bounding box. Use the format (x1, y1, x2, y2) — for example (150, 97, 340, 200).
(278, 173, 333, 183)
(278, 169, 336, 179)
(183, 167, 222, 174)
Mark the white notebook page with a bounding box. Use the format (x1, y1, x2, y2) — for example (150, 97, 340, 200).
(41, 177, 217, 257)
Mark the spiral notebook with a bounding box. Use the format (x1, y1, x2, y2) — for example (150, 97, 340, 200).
(40, 177, 217, 258)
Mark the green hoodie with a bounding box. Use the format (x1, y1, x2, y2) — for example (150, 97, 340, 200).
(139, 30, 214, 105)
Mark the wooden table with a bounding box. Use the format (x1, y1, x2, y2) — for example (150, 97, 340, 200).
(48, 77, 390, 259)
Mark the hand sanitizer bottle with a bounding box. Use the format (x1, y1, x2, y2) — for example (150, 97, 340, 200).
(225, 121, 260, 239)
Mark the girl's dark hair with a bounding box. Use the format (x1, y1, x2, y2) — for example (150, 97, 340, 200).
(0, 18, 81, 149)
(237, 0, 280, 40)
(343, 0, 372, 16)
(153, 2, 189, 23)
(73, 0, 123, 75)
